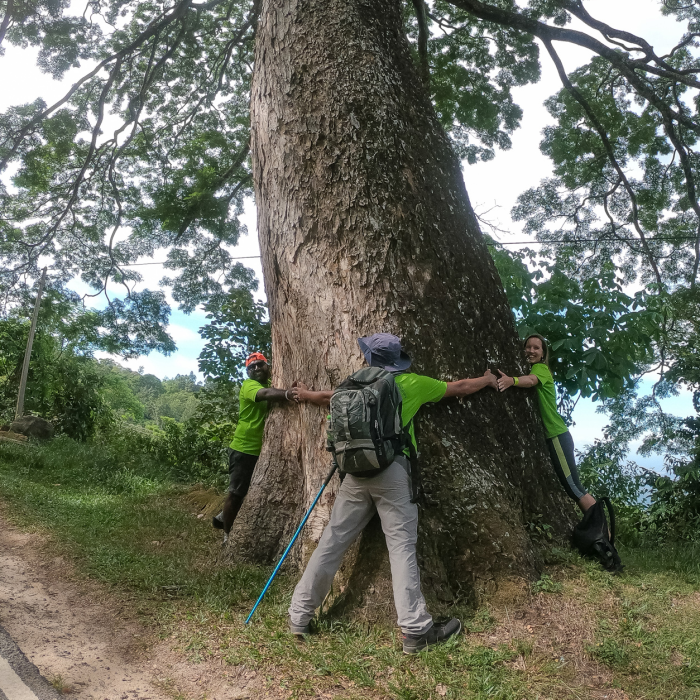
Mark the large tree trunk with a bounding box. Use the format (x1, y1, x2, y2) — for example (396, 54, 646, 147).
(227, 0, 576, 617)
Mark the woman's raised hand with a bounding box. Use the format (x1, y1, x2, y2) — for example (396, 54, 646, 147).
(496, 370, 514, 392)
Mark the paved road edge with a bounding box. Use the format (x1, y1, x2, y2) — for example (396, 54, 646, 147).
(0, 623, 63, 700)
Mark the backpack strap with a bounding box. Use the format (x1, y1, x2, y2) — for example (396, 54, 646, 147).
(340, 403, 352, 443)
(368, 395, 391, 466)
(403, 419, 423, 505)
(389, 372, 422, 505)
(601, 496, 616, 547)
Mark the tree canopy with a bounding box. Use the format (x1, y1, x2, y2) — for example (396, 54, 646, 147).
(2, 0, 700, 468)
(2, 0, 693, 310)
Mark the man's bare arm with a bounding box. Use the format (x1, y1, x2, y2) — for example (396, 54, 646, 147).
(443, 370, 498, 399)
(256, 387, 297, 402)
(294, 382, 333, 407)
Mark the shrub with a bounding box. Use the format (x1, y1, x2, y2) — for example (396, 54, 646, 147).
(106, 420, 227, 487)
(645, 458, 700, 540)
(52, 354, 113, 441)
(577, 438, 648, 542)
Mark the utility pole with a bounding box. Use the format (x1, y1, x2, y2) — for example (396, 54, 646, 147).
(15, 267, 47, 421)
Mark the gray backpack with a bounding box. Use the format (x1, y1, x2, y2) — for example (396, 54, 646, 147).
(327, 367, 405, 476)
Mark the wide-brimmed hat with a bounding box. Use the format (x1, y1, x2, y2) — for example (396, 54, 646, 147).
(357, 333, 412, 373)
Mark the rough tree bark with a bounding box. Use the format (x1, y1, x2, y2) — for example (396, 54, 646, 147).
(227, 0, 576, 617)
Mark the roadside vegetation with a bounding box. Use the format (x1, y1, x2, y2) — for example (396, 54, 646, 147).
(1, 430, 699, 699)
(1, 240, 700, 698)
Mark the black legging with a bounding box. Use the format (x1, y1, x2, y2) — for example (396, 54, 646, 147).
(546, 431, 588, 501)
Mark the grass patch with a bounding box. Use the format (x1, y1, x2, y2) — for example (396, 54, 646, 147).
(2, 437, 700, 699)
(531, 574, 563, 594)
(0, 437, 262, 609)
(581, 549, 700, 699)
(49, 674, 73, 694)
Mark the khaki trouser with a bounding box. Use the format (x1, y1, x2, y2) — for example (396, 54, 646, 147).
(288, 459, 433, 635)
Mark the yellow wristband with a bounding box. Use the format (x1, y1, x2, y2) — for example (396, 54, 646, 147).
(513, 376, 519, 386)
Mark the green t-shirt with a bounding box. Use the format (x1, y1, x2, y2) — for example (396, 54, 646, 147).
(530, 363, 568, 439)
(230, 378, 271, 456)
(394, 373, 448, 454)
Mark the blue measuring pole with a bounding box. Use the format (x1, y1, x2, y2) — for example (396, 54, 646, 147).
(245, 461, 338, 624)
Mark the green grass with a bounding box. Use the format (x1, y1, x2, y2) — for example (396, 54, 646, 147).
(2, 437, 700, 699)
(582, 556, 700, 699)
(0, 437, 263, 610)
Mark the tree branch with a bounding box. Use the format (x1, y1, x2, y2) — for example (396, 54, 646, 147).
(0, 0, 13, 46)
(174, 137, 251, 241)
(447, 0, 700, 114)
(411, 0, 430, 87)
(542, 39, 665, 289)
(0, 0, 199, 172)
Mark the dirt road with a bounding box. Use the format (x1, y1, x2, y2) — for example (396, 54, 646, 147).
(0, 513, 274, 700)
(0, 622, 63, 699)
(0, 518, 171, 699)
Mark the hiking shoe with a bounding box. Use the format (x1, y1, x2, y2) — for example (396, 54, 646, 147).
(289, 619, 311, 638)
(212, 513, 224, 530)
(402, 618, 461, 654)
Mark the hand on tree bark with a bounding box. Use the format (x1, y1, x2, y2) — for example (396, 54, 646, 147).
(291, 382, 333, 407)
(291, 382, 326, 405)
(291, 380, 309, 401)
(496, 369, 514, 392)
(483, 369, 498, 391)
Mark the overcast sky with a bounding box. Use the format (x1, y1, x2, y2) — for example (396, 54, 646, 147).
(0, 0, 695, 465)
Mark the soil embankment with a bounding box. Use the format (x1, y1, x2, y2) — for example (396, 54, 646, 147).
(0, 511, 274, 700)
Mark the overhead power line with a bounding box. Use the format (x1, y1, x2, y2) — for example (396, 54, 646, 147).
(119, 235, 700, 265)
(109, 255, 262, 266)
(38, 236, 700, 271)
(488, 235, 700, 245)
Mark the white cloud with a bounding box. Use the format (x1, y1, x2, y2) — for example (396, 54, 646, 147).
(96, 350, 203, 380)
(167, 323, 202, 344)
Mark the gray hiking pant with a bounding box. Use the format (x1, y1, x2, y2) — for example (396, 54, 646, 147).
(288, 459, 433, 636)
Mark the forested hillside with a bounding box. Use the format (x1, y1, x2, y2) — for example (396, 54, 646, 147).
(0, 283, 260, 486)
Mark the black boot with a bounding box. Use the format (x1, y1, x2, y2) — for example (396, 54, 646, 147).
(402, 618, 461, 654)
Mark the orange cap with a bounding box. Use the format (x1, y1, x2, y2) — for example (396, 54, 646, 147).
(245, 352, 269, 367)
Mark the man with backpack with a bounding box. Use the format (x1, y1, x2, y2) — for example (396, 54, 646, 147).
(213, 351, 298, 543)
(288, 333, 498, 653)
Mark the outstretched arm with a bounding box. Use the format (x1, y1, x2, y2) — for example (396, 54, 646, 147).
(294, 382, 333, 407)
(496, 369, 538, 392)
(255, 387, 298, 402)
(442, 370, 498, 399)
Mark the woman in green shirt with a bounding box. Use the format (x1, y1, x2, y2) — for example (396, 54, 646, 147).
(497, 334, 596, 513)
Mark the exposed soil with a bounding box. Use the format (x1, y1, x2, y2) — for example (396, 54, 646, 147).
(479, 578, 627, 699)
(0, 511, 280, 700)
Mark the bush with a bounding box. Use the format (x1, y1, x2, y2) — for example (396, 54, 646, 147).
(644, 459, 700, 540)
(0, 421, 228, 494)
(0, 433, 166, 490)
(52, 354, 113, 441)
(106, 420, 228, 487)
(158, 418, 228, 483)
(578, 417, 700, 543)
(189, 380, 239, 443)
(577, 438, 649, 542)
(0, 318, 112, 441)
